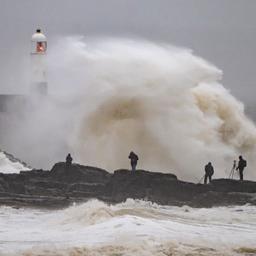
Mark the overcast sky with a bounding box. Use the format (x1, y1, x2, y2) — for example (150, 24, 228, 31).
(0, 0, 256, 116)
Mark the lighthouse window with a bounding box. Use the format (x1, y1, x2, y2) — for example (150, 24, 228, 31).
(36, 42, 45, 53)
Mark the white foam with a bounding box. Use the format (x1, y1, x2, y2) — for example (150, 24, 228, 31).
(0, 151, 31, 174)
(0, 199, 255, 255)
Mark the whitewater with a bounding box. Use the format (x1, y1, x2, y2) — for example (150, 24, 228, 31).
(0, 150, 30, 173)
(0, 199, 255, 256)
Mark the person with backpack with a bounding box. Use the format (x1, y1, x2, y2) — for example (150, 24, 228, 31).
(236, 155, 247, 181)
(204, 162, 214, 184)
(128, 151, 139, 171)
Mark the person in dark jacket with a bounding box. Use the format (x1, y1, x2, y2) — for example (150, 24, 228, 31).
(66, 153, 73, 167)
(236, 155, 247, 181)
(128, 151, 139, 171)
(204, 162, 214, 184)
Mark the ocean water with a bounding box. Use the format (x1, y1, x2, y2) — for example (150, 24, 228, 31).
(0, 199, 256, 256)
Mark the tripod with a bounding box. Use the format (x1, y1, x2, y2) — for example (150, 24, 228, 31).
(198, 175, 205, 184)
(229, 167, 235, 179)
(228, 160, 237, 179)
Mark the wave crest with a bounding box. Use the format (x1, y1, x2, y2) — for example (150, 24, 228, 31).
(48, 38, 256, 180)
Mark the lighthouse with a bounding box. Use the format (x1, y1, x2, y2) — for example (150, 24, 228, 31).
(30, 29, 48, 95)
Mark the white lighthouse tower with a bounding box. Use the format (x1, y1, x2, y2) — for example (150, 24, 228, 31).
(30, 29, 48, 95)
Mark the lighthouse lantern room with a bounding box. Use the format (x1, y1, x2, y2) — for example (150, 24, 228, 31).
(30, 29, 48, 95)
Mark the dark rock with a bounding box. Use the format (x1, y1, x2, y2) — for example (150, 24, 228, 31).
(50, 162, 110, 183)
(210, 179, 256, 193)
(0, 163, 256, 208)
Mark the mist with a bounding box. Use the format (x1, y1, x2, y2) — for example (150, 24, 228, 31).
(1, 37, 256, 181)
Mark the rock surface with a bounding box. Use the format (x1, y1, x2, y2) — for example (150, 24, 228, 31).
(0, 162, 255, 208)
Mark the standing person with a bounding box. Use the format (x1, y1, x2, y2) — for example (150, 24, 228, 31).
(128, 151, 139, 171)
(236, 155, 247, 181)
(204, 162, 214, 184)
(66, 153, 73, 168)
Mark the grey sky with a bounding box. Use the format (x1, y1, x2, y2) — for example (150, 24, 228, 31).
(0, 0, 256, 117)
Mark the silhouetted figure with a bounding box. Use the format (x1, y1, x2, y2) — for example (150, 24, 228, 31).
(129, 151, 139, 171)
(236, 155, 247, 181)
(204, 162, 214, 184)
(66, 153, 73, 168)
(229, 160, 236, 179)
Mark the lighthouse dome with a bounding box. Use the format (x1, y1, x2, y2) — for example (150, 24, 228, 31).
(31, 29, 47, 42)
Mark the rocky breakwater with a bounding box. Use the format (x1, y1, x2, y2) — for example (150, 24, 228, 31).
(0, 162, 256, 208)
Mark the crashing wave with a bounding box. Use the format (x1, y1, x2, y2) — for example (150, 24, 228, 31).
(0, 150, 31, 173)
(48, 38, 256, 180)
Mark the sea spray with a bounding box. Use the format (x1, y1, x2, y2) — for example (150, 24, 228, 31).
(48, 38, 256, 180)
(1, 37, 256, 181)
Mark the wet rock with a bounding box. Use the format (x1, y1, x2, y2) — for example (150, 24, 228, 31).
(0, 163, 255, 208)
(50, 162, 110, 183)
